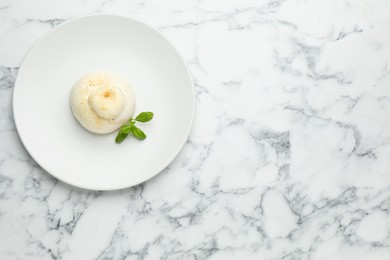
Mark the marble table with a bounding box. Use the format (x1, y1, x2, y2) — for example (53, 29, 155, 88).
(1, 0, 390, 259)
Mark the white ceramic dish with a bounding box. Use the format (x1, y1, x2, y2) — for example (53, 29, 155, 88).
(13, 14, 194, 190)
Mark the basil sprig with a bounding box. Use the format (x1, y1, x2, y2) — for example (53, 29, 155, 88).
(115, 112, 153, 143)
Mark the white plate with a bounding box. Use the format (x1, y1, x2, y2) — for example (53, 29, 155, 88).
(13, 15, 194, 190)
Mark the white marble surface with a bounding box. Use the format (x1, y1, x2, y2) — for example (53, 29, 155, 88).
(1, 0, 390, 259)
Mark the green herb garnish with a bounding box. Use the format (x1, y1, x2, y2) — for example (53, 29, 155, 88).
(115, 112, 154, 143)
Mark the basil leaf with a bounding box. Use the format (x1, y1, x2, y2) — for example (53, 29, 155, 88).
(120, 124, 133, 134)
(115, 124, 134, 143)
(115, 112, 153, 143)
(135, 112, 154, 122)
(131, 126, 147, 140)
(115, 132, 128, 143)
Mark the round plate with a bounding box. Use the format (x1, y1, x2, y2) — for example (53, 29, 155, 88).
(13, 15, 194, 190)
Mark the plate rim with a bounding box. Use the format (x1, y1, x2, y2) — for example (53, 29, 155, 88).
(12, 14, 195, 190)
